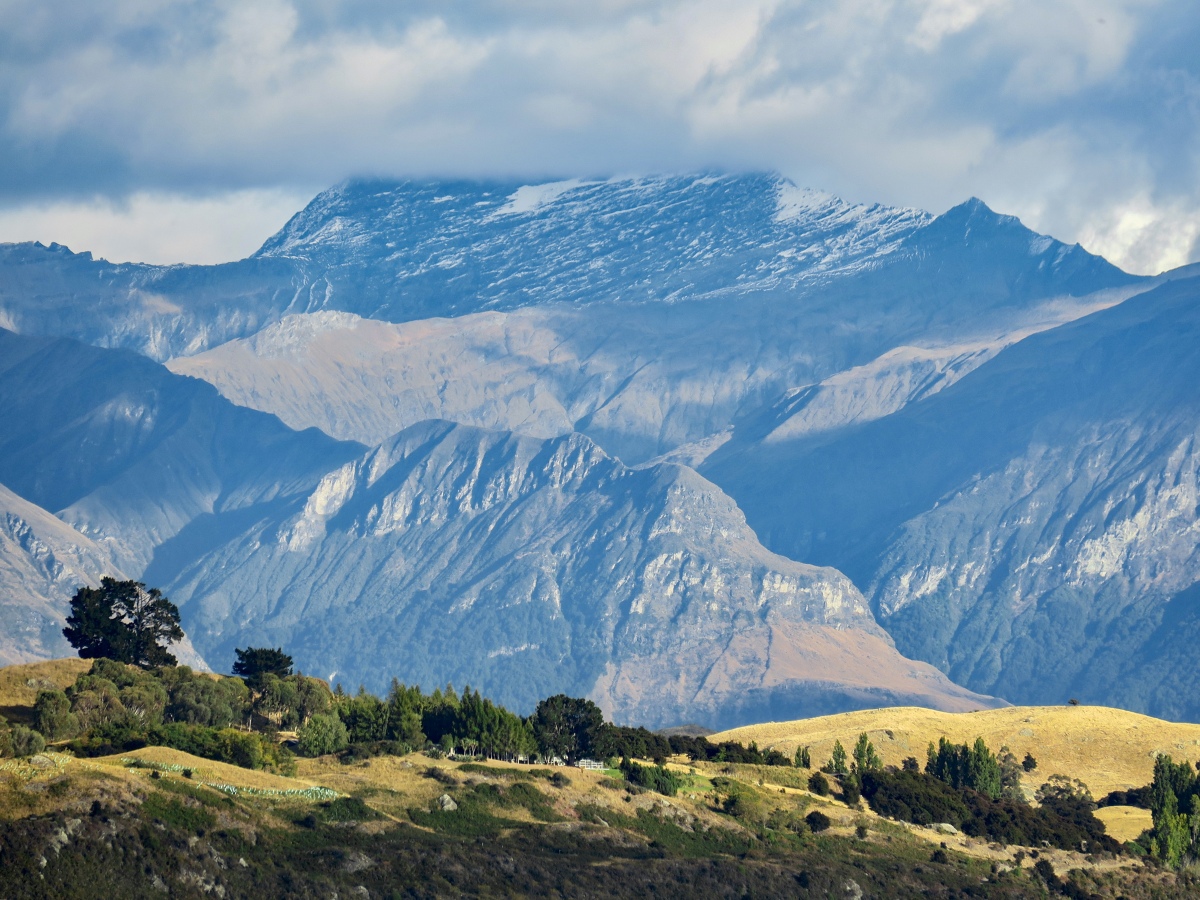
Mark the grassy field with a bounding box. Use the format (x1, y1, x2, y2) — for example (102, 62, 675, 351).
(0, 658, 90, 724)
(713, 704, 1200, 798)
(4, 660, 1197, 895)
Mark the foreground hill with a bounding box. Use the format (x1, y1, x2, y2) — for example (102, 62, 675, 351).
(0, 659, 1191, 895)
(0, 746, 1157, 899)
(713, 704, 1200, 799)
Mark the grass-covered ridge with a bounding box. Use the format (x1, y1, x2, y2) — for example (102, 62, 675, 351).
(3, 658, 1200, 895)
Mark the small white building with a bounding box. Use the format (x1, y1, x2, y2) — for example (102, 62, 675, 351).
(576, 758, 605, 770)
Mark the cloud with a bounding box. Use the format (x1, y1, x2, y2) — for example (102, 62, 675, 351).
(0, 189, 312, 265)
(0, 0, 1195, 273)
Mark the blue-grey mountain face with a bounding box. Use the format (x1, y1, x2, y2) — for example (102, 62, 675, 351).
(0, 171, 1184, 726)
(0, 175, 1136, 365)
(704, 269, 1200, 719)
(165, 177, 1141, 465)
(0, 329, 994, 724)
(163, 419, 994, 727)
(0, 329, 363, 575)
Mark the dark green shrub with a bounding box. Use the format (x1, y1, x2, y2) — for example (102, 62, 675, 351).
(841, 777, 861, 806)
(142, 792, 216, 832)
(861, 770, 1119, 852)
(1033, 858, 1058, 888)
(319, 797, 379, 822)
(805, 810, 831, 832)
(861, 770, 970, 827)
(10, 726, 46, 757)
(621, 759, 682, 796)
(807, 771, 830, 796)
(297, 713, 349, 757)
(424, 766, 458, 786)
(34, 690, 79, 740)
(1098, 786, 1150, 808)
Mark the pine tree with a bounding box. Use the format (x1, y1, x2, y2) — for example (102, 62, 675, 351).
(852, 733, 882, 775)
(63, 578, 184, 668)
(825, 739, 848, 775)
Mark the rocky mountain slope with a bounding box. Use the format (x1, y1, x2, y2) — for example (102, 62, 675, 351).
(2, 171, 1188, 727)
(0, 483, 128, 666)
(164, 420, 995, 727)
(0, 175, 1137, 367)
(165, 184, 1141, 463)
(0, 328, 994, 725)
(704, 268, 1200, 719)
(0, 329, 362, 576)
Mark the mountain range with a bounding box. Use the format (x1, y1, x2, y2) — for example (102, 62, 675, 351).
(1, 172, 1195, 725)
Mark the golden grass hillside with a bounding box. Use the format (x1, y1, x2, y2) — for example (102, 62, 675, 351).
(713, 705, 1200, 798)
(0, 657, 90, 724)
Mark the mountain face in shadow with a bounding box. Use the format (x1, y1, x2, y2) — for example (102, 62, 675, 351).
(704, 271, 1200, 718)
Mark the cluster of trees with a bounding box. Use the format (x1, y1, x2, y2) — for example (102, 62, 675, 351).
(25, 657, 297, 773)
(1144, 754, 1200, 868)
(300, 682, 538, 761)
(859, 768, 1117, 852)
(924, 737, 1004, 800)
(668, 734, 793, 767)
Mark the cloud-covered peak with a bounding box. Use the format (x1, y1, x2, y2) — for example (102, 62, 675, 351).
(0, 1, 1195, 273)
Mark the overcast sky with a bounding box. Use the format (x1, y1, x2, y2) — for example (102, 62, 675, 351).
(0, 0, 1196, 274)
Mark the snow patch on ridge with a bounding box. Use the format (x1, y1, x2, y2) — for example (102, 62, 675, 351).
(774, 183, 844, 223)
(491, 180, 593, 217)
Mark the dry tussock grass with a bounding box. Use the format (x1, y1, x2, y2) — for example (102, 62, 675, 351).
(713, 705, 1200, 797)
(0, 658, 90, 722)
(93, 746, 311, 791)
(1094, 805, 1153, 843)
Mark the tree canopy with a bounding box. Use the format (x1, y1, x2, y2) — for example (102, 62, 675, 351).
(63, 578, 184, 668)
(232, 647, 294, 690)
(529, 695, 604, 762)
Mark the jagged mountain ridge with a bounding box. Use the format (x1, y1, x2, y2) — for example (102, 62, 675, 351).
(164, 182, 1141, 463)
(702, 268, 1200, 719)
(164, 419, 996, 727)
(0, 174, 1137, 367)
(0, 328, 996, 725)
(0, 329, 363, 576)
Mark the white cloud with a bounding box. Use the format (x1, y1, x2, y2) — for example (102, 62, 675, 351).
(0, 0, 1194, 272)
(0, 189, 313, 265)
(1074, 195, 1200, 276)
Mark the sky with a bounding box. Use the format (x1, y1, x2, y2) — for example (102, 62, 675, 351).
(0, 0, 1196, 274)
